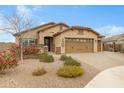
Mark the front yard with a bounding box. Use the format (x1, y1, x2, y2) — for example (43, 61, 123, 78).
(0, 55, 99, 88)
(1, 45, 124, 88)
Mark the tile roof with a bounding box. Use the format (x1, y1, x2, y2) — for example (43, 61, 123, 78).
(37, 22, 69, 33)
(53, 26, 102, 37)
(13, 22, 55, 36)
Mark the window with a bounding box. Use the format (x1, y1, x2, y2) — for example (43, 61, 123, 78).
(21, 38, 36, 46)
(29, 39, 36, 45)
(80, 39, 83, 42)
(76, 39, 79, 42)
(44, 38, 49, 45)
(22, 39, 28, 45)
(83, 39, 86, 43)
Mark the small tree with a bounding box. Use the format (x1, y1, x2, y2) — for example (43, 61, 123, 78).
(0, 12, 34, 63)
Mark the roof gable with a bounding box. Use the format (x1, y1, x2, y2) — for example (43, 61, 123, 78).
(37, 23, 69, 33)
(14, 22, 55, 36)
(53, 26, 102, 37)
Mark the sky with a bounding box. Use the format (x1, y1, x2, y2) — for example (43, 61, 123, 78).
(0, 5, 124, 42)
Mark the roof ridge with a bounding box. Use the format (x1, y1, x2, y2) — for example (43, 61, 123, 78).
(37, 22, 69, 33)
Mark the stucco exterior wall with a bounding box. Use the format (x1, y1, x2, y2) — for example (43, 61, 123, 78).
(54, 29, 99, 53)
(38, 25, 68, 44)
(15, 24, 54, 44)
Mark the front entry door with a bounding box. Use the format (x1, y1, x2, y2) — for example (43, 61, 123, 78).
(44, 37, 50, 51)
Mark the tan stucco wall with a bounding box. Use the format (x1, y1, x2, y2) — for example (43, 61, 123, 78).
(97, 37, 103, 51)
(54, 29, 99, 53)
(15, 24, 54, 44)
(15, 30, 38, 45)
(38, 25, 68, 44)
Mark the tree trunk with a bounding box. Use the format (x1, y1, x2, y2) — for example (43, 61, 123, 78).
(20, 44, 23, 63)
(19, 37, 23, 63)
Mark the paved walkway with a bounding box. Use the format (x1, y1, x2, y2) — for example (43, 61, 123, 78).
(68, 51, 124, 71)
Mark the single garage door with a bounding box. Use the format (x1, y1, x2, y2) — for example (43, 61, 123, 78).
(65, 38, 94, 53)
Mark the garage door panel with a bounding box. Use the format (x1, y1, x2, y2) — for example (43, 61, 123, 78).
(65, 38, 94, 53)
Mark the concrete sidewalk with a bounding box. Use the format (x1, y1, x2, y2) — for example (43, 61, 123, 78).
(85, 66, 124, 88)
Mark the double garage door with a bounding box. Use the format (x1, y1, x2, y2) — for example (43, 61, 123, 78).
(65, 38, 94, 53)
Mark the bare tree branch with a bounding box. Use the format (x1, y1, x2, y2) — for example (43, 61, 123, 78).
(0, 12, 34, 34)
(0, 11, 35, 63)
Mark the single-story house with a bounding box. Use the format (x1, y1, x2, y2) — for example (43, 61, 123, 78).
(103, 34, 124, 52)
(14, 22, 103, 54)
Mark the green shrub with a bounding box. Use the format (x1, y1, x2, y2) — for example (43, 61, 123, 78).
(60, 54, 68, 61)
(57, 65, 84, 78)
(23, 54, 41, 59)
(64, 56, 81, 66)
(32, 67, 46, 76)
(39, 53, 54, 62)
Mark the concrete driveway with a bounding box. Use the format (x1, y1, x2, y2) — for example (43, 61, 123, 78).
(68, 51, 124, 71)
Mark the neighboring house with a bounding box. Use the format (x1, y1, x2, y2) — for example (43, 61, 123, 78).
(14, 22, 103, 54)
(103, 34, 124, 52)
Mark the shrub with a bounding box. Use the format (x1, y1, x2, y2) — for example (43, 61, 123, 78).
(10, 44, 21, 59)
(39, 53, 54, 62)
(0, 51, 18, 72)
(11, 45, 40, 56)
(108, 48, 114, 52)
(23, 54, 41, 59)
(60, 54, 68, 61)
(64, 56, 81, 66)
(32, 67, 46, 76)
(23, 46, 40, 55)
(57, 65, 84, 78)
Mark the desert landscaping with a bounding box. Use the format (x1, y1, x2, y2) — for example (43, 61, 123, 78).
(0, 43, 124, 88)
(0, 56, 99, 88)
(0, 44, 99, 88)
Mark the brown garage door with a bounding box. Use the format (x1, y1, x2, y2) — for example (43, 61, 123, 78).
(65, 38, 94, 53)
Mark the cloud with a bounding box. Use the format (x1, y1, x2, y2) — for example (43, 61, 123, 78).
(16, 5, 31, 16)
(0, 13, 5, 34)
(95, 25, 124, 36)
(40, 21, 46, 25)
(16, 5, 43, 16)
(16, 5, 44, 25)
